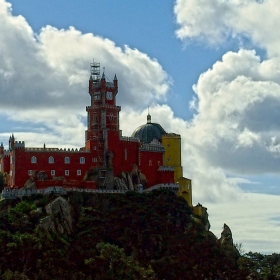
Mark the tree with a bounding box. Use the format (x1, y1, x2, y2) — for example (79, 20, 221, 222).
(0, 172, 5, 191)
(84, 242, 156, 280)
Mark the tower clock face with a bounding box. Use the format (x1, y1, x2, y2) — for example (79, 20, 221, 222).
(106, 92, 113, 100)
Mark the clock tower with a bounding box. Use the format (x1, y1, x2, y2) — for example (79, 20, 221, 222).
(85, 62, 120, 166)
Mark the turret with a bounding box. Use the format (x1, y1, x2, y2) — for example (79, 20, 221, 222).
(0, 143, 4, 155)
(101, 72, 106, 89)
(147, 113, 151, 124)
(9, 134, 15, 150)
(114, 74, 118, 91)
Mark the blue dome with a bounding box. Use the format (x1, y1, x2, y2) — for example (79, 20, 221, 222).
(131, 114, 166, 144)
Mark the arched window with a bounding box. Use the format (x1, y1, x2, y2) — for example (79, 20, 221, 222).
(64, 157, 70, 164)
(49, 156, 54, 164)
(158, 161, 161, 166)
(80, 157, 85, 164)
(149, 160, 152, 166)
(31, 156, 37, 164)
(109, 113, 114, 121)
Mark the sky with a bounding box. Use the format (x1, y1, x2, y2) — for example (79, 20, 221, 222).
(1, 0, 280, 253)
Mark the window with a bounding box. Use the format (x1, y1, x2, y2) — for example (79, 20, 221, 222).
(92, 158, 97, 162)
(149, 160, 152, 166)
(158, 161, 161, 166)
(77, 170, 81, 176)
(28, 170, 33, 176)
(94, 146, 97, 150)
(109, 113, 113, 121)
(31, 156, 37, 164)
(64, 157, 70, 164)
(51, 170, 55, 176)
(80, 157, 85, 164)
(124, 149, 127, 161)
(49, 156, 54, 164)
(65, 170, 69, 176)
(93, 115, 98, 123)
(10, 156, 12, 164)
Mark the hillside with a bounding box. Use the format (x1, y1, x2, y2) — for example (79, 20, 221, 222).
(0, 190, 278, 280)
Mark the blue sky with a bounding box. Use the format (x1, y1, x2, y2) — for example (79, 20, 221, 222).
(1, 0, 280, 253)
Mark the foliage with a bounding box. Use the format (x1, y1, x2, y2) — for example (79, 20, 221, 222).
(0, 172, 6, 191)
(0, 190, 278, 279)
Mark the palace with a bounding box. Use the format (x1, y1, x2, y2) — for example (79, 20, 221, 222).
(0, 62, 192, 206)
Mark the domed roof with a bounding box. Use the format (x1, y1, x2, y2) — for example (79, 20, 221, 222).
(131, 114, 166, 144)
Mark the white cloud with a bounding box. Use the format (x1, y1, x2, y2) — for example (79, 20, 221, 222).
(0, 2, 169, 113)
(186, 49, 280, 175)
(174, 0, 280, 57)
(0, 0, 170, 151)
(208, 193, 280, 253)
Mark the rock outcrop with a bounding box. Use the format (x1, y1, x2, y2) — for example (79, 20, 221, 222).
(23, 178, 36, 189)
(39, 197, 74, 235)
(218, 223, 240, 257)
(219, 223, 233, 246)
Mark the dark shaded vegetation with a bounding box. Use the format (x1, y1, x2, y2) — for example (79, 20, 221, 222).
(0, 190, 279, 279)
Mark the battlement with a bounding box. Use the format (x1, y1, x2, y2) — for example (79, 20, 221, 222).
(121, 136, 140, 142)
(14, 141, 25, 148)
(143, 183, 179, 192)
(87, 105, 121, 110)
(1, 186, 136, 199)
(92, 81, 115, 88)
(25, 147, 90, 153)
(158, 166, 174, 172)
(162, 133, 181, 138)
(139, 143, 165, 152)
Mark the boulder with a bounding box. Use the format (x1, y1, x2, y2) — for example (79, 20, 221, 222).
(39, 197, 74, 235)
(23, 178, 36, 189)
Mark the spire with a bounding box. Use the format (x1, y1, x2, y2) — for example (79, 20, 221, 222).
(102, 72, 105, 79)
(147, 113, 151, 123)
(114, 74, 117, 80)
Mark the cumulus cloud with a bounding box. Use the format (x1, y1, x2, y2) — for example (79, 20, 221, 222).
(0, 0, 170, 153)
(174, 0, 280, 56)
(188, 49, 280, 175)
(0, 0, 169, 132)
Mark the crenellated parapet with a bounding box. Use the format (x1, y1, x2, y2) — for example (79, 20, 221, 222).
(3, 151, 9, 157)
(139, 143, 165, 152)
(121, 136, 140, 142)
(162, 133, 181, 138)
(143, 183, 179, 192)
(1, 186, 136, 199)
(92, 81, 114, 88)
(14, 141, 25, 149)
(158, 166, 174, 172)
(87, 105, 121, 110)
(24, 147, 90, 153)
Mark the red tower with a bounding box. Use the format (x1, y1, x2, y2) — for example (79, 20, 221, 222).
(85, 62, 120, 167)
